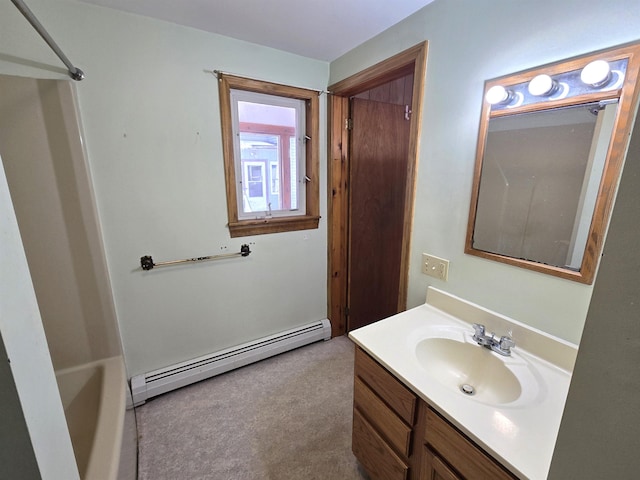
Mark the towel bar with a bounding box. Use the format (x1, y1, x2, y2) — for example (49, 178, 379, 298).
(140, 244, 251, 270)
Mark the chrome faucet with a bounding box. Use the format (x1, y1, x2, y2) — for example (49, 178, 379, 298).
(472, 323, 515, 356)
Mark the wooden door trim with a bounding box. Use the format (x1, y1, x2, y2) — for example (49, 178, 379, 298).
(327, 41, 428, 336)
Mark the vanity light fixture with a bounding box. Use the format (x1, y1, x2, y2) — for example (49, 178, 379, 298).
(485, 85, 513, 105)
(488, 57, 626, 112)
(470, 41, 640, 285)
(528, 74, 558, 96)
(581, 60, 612, 87)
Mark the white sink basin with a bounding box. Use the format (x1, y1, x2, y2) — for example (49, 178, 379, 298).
(413, 327, 543, 407)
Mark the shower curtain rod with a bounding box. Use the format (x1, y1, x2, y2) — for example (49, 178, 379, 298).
(212, 69, 330, 96)
(11, 0, 85, 81)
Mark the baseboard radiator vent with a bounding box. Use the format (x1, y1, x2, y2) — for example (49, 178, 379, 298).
(131, 319, 331, 406)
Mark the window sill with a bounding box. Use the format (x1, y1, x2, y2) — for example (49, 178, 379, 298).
(228, 215, 320, 237)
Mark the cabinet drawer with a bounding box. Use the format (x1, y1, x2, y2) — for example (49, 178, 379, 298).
(355, 347, 417, 424)
(354, 376, 412, 456)
(425, 408, 516, 480)
(352, 408, 409, 480)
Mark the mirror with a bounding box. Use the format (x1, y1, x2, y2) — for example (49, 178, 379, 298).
(474, 101, 617, 270)
(466, 43, 640, 284)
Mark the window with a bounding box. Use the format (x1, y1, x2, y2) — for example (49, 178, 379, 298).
(218, 74, 319, 237)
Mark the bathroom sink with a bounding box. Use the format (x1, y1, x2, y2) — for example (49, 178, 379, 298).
(415, 336, 541, 406)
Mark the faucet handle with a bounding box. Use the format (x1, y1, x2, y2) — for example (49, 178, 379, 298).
(499, 335, 515, 352)
(472, 323, 485, 336)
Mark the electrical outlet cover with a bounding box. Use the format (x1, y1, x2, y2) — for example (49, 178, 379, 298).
(422, 253, 449, 281)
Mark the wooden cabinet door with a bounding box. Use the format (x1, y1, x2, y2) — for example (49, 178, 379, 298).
(421, 448, 461, 480)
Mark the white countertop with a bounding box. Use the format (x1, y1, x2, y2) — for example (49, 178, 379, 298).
(349, 288, 577, 480)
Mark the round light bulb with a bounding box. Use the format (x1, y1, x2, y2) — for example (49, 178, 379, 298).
(528, 74, 557, 96)
(485, 85, 510, 105)
(581, 60, 611, 87)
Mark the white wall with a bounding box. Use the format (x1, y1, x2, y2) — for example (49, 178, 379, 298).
(0, 0, 329, 376)
(330, 0, 640, 344)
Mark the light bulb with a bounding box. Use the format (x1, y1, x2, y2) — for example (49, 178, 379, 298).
(485, 85, 511, 105)
(528, 74, 557, 96)
(581, 60, 611, 87)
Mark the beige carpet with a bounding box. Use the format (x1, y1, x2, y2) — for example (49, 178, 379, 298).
(136, 335, 369, 480)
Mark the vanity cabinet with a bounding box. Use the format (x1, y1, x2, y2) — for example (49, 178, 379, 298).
(352, 347, 517, 480)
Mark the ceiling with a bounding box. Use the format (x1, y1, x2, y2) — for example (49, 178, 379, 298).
(77, 0, 435, 61)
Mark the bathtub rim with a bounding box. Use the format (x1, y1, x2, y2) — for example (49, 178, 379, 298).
(55, 355, 126, 480)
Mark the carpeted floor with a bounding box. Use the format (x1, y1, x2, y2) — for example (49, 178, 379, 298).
(136, 335, 369, 480)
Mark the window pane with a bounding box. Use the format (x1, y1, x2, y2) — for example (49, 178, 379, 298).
(232, 91, 305, 219)
(238, 101, 295, 128)
(239, 134, 278, 213)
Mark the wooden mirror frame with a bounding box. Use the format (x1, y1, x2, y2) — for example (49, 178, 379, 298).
(466, 42, 640, 284)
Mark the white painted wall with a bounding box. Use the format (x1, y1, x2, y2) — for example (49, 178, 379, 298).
(0, 0, 329, 377)
(330, 0, 640, 344)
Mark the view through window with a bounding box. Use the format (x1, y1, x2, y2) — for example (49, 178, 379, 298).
(232, 92, 303, 218)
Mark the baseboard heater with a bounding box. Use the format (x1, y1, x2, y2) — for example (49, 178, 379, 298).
(131, 319, 331, 406)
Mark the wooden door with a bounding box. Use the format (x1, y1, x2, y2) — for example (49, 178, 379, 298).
(421, 449, 461, 480)
(348, 97, 411, 331)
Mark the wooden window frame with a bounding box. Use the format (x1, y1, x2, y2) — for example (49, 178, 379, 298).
(218, 74, 320, 237)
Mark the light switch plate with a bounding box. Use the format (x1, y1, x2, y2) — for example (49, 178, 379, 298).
(422, 253, 449, 281)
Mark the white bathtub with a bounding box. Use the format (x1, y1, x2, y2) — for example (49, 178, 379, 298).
(55, 356, 126, 480)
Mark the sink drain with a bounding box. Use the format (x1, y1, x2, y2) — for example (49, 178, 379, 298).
(460, 384, 476, 396)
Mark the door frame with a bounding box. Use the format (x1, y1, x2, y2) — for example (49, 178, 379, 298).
(327, 41, 428, 336)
